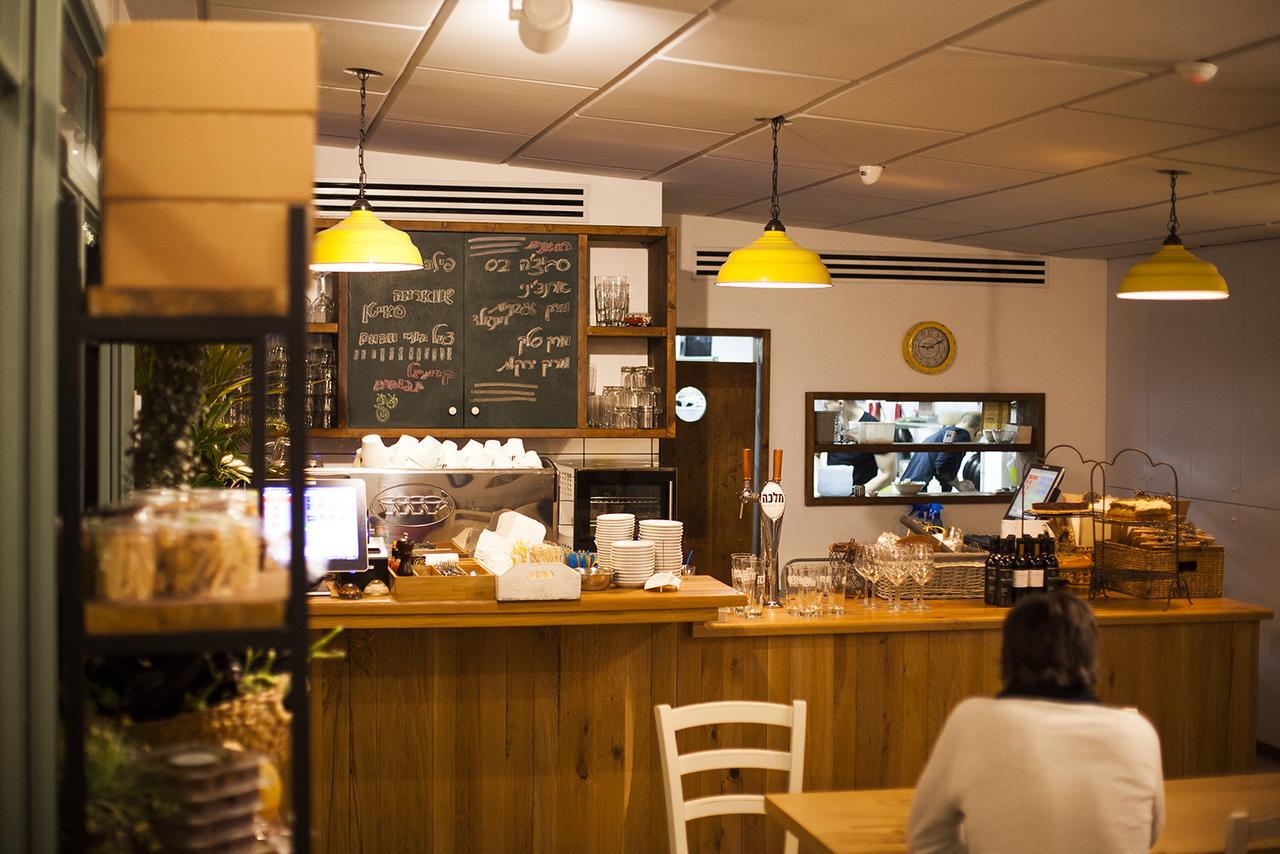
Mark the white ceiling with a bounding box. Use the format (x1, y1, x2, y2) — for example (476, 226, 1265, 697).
(149, 0, 1280, 258)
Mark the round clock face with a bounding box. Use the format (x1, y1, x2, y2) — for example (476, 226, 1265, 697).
(904, 322, 955, 373)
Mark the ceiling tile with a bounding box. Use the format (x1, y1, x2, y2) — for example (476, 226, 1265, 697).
(1007, 157, 1280, 207)
(818, 156, 1051, 202)
(1082, 180, 1280, 232)
(834, 215, 979, 241)
(659, 155, 843, 197)
(1182, 222, 1280, 247)
(712, 116, 956, 172)
(420, 0, 694, 87)
(664, 0, 1023, 81)
(661, 186, 757, 216)
(505, 155, 652, 179)
(957, 0, 1280, 69)
(1158, 124, 1280, 173)
(582, 58, 844, 134)
(727, 189, 921, 224)
(944, 234, 1047, 254)
(385, 67, 591, 135)
(207, 5, 422, 92)
(367, 119, 526, 162)
(209, 0, 442, 27)
(894, 191, 1158, 230)
(521, 116, 727, 172)
(1050, 240, 1158, 259)
(317, 85, 386, 138)
(810, 47, 1141, 133)
(975, 219, 1165, 252)
(1072, 41, 1280, 132)
(924, 109, 1222, 172)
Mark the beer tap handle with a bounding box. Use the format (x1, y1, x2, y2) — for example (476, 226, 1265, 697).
(742, 448, 752, 483)
(772, 448, 783, 483)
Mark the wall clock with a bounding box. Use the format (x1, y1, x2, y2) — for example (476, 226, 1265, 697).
(902, 321, 956, 374)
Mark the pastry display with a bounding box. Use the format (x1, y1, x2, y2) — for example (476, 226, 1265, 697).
(1028, 500, 1089, 515)
(1106, 496, 1172, 521)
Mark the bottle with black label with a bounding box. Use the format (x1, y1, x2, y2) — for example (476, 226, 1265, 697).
(1012, 536, 1030, 603)
(984, 538, 1001, 605)
(1041, 534, 1060, 593)
(996, 535, 1015, 607)
(1027, 536, 1045, 596)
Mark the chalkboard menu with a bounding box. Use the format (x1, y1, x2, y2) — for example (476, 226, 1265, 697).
(343, 230, 579, 430)
(463, 232, 577, 429)
(346, 232, 466, 429)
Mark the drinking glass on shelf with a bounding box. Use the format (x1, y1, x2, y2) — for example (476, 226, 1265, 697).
(880, 545, 909, 612)
(593, 276, 630, 326)
(729, 553, 753, 616)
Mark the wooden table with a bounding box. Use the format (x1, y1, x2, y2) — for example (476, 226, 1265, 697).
(765, 773, 1280, 853)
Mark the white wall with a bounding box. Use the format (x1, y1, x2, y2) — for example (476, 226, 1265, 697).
(1106, 237, 1280, 746)
(670, 213, 1110, 559)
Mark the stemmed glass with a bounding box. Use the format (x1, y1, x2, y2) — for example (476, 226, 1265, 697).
(854, 545, 880, 610)
(907, 544, 933, 611)
(881, 545, 910, 612)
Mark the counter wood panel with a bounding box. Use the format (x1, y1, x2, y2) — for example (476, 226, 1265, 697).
(309, 601, 1268, 854)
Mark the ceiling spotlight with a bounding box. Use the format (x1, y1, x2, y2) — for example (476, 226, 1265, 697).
(510, 0, 573, 53)
(859, 164, 884, 186)
(1175, 60, 1218, 84)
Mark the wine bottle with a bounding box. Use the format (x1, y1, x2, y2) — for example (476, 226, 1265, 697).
(1027, 536, 1044, 596)
(984, 538, 1000, 605)
(997, 536, 1015, 607)
(1012, 536, 1030, 603)
(1042, 534, 1060, 593)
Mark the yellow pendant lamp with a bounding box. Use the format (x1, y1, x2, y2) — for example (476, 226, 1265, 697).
(716, 116, 831, 289)
(1117, 170, 1227, 301)
(312, 68, 423, 273)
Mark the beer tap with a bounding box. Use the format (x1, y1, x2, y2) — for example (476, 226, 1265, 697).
(739, 447, 786, 608)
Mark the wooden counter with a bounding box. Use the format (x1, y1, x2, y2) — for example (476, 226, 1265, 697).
(309, 593, 1271, 854)
(308, 575, 744, 628)
(694, 595, 1273, 636)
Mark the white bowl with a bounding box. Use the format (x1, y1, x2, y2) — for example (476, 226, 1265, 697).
(895, 481, 926, 495)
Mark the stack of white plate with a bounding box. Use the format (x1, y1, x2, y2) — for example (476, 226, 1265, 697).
(639, 519, 684, 573)
(594, 513, 636, 571)
(611, 539, 656, 588)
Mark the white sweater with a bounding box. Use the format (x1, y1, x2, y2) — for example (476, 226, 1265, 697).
(907, 697, 1165, 854)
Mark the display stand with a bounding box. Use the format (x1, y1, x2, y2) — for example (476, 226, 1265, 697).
(56, 207, 312, 850)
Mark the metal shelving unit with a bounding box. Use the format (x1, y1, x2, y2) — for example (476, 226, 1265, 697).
(56, 207, 312, 850)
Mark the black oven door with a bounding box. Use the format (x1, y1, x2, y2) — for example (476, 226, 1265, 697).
(573, 469, 676, 551)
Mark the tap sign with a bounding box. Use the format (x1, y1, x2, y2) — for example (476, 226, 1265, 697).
(760, 481, 786, 520)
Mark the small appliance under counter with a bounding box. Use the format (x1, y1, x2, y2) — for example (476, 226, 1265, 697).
(553, 462, 677, 551)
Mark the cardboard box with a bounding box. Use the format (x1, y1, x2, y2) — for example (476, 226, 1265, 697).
(103, 110, 315, 201)
(103, 200, 306, 299)
(104, 21, 317, 113)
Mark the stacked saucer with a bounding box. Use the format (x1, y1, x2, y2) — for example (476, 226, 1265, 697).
(611, 539, 656, 588)
(594, 513, 636, 571)
(639, 519, 684, 573)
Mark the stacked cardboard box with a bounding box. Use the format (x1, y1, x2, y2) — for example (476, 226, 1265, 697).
(97, 21, 317, 315)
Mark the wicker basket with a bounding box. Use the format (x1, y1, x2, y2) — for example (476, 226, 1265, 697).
(126, 680, 291, 768)
(1100, 542, 1224, 599)
(873, 552, 988, 600)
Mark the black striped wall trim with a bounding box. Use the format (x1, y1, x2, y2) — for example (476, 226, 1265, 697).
(314, 180, 588, 222)
(695, 249, 1046, 285)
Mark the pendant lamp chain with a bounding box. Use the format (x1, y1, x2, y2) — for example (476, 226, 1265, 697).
(1166, 170, 1180, 237)
(768, 115, 784, 230)
(356, 68, 370, 203)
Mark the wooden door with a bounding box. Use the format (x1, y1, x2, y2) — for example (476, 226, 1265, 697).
(660, 359, 761, 585)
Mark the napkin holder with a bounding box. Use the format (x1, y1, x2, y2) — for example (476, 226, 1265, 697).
(495, 562, 582, 602)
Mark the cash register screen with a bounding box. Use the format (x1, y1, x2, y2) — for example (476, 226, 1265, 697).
(262, 479, 368, 574)
(1003, 465, 1064, 520)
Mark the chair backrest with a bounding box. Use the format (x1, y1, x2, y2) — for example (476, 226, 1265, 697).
(1225, 809, 1280, 854)
(654, 700, 807, 854)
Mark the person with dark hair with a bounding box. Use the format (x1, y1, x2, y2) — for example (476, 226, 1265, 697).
(906, 593, 1165, 853)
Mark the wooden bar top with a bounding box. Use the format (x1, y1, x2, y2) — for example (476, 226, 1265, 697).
(693, 596, 1273, 637)
(308, 574, 745, 629)
(765, 772, 1280, 854)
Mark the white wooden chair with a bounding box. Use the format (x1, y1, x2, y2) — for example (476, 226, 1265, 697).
(1225, 809, 1280, 853)
(654, 700, 807, 854)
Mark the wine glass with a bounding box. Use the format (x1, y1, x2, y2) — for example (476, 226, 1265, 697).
(855, 546, 880, 610)
(881, 545, 909, 612)
(907, 544, 932, 611)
